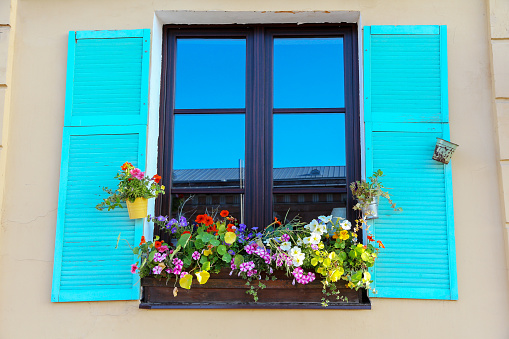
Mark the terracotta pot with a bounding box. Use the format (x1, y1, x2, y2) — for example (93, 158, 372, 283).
(126, 197, 148, 219)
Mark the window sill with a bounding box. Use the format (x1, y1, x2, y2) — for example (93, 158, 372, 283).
(139, 270, 371, 310)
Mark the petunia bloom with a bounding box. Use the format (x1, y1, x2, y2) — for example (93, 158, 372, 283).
(130, 168, 145, 180)
(131, 263, 138, 273)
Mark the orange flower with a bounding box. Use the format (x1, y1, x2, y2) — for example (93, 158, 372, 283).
(220, 210, 229, 218)
(274, 217, 281, 226)
(204, 215, 214, 226)
(367, 235, 374, 242)
(226, 223, 236, 232)
(154, 241, 162, 249)
(152, 174, 162, 183)
(195, 214, 205, 224)
(139, 236, 146, 245)
(377, 240, 385, 249)
(121, 162, 133, 170)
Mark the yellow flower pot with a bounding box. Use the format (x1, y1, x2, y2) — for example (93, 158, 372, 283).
(126, 197, 148, 219)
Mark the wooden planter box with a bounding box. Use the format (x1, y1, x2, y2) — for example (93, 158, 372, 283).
(140, 269, 370, 309)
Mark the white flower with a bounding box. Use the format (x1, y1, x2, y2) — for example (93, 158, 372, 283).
(318, 215, 333, 224)
(297, 237, 303, 246)
(303, 237, 311, 244)
(293, 255, 304, 267)
(309, 232, 321, 245)
(315, 223, 327, 235)
(307, 219, 319, 232)
(341, 220, 352, 230)
(280, 241, 292, 251)
(289, 246, 302, 257)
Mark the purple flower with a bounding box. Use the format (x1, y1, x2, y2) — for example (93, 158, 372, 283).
(256, 232, 263, 238)
(247, 233, 253, 239)
(171, 227, 177, 234)
(281, 234, 290, 242)
(152, 266, 163, 275)
(238, 224, 247, 232)
(228, 250, 235, 256)
(179, 216, 188, 227)
(168, 218, 178, 226)
(311, 244, 319, 251)
(157, 215, 167, 222)
(252, 227, 259, 231)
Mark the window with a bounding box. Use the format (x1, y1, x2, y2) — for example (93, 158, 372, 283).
(157, 24, 360, 230)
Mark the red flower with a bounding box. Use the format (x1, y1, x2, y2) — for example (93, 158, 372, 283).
(154, 241, 162, 249)
(226, 223, 236, 232)
(204, 215, 214, 226)
(274, 217, 281, 226)
(195, 214, 205, 224)
(207, 225, 219, 235)
(139, 236, 146, 245)
(367, 235, 374, 242)
(152, 174, 161, 183)
(377, 240, 385, 249)
(121, 162, 133, 170)
(220, 210, 229, 218)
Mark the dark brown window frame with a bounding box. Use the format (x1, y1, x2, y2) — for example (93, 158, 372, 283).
(156, 23, 360, 231)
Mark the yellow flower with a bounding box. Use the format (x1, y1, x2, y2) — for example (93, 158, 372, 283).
(318, 242, 324, 249)
(203, 249, 212, 256)
(161, 185, 165, 190)
(339, 230, 349, 240)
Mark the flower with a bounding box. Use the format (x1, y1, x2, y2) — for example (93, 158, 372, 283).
(318, 215, 333, 224)
(341, 220, 352, 230)
(157, 215, 167, 222)
(226, 224, 236, 232)
(192, 251, 201, 260)
(130, 168, 145, 180)
(139, 236, 146, 245)
(152, 266, 163, 275)
(367, 235, 374, 242)
(274, 217, 281, 226)
(204, 215, 214, 226)
(131, 263, 137, 273)
(195, 215, 205, 224)
(153, 252, 167, 262)
(281, 234, 290, 242)
(154, 241, 162, 249)
(121, 162, 133, 170)
(280, 241, 291, 251)
(158, 245, 169, 253)
(289, 246, 302, 258)
(220, 210, 229, 217)
(179, 216, 188, 227)
(303, 237, 311, 245)
(152, 174, 161, 183)
(339, 230, 350, 240)
(315, 223, 327, 235)
(377, 240, 385, 248)
(309, 232, 321, 245)
(307, 219, 319, 232)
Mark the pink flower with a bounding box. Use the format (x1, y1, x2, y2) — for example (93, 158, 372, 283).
(158, 245, 169, 253)
(131, 264, 137, 274)
(130, 168, 145, 180)
(192, 251, 201, 260)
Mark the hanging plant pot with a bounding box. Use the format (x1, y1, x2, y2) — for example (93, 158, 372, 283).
(362, 198, 379, 220)
(126, 197, 148, 219)
(432, 138, 458, 164)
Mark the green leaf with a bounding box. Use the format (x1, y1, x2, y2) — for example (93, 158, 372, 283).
(133, 247, 139, 255)
(361, 252, 370, 261)
(148, 250, 156, 262)
(339, 252, 347, 261)
(311, 257, 319, 266)
(201, 233, 213, 243)
(183, 257, 192, 267)
(194, 239, 205, 249)
(202, 261, 211, 271)
(210, 239, 220, 247)
(199, 255, 208, 264)
(234, 254, 244, 266)
(217, 245, 227, 255)
(349, 250, 357, 259)
(222, 253, 232, 263)
(177, 233, 192, 248)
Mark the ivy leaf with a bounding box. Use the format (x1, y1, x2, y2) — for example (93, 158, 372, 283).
(179, 274, 193, 289)
(217, 245, 227, 255)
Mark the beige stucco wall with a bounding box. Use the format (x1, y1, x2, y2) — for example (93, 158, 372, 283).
(1, 0, 508, 338)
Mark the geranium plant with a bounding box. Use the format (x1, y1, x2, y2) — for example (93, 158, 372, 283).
(95, 162, 165, 211)
(131, 208, 385, 306)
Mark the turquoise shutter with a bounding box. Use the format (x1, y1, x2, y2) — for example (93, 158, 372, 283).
(52, 29, 150, 302)
(364, 26, 458, 300)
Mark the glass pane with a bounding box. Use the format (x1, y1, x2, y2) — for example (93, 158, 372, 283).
(273, 192, 347, 224)
(273, 37, 344, 108)
(173, 114, 245, 188)
(171, 193, 243, 224)
(176, 38, 246, 109)
(273, 113, 345, 189)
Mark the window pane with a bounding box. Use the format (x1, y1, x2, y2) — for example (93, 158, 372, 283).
(273, 192, 346, 224)
(273, 113, 345, 189)
(171, 193, 244, 223)
(173, 114, 245, 188)
(273, 37, 344, 108)
(175, 39, 246, 109)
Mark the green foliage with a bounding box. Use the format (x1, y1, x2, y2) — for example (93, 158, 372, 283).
(350, 169, 402, 212)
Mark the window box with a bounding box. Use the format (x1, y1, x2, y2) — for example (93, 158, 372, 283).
(139, 269, 370, 309)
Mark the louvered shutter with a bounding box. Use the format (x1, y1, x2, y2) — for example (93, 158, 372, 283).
(364, 26, 458, 300)
(52, 30, 150, 302)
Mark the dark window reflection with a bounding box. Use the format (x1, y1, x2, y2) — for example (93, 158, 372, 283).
(273, 193, 347, 224)
(173, 114, 245, 189)
(273, 113, 345, 189)
(176, 38, 246, 109)
(273, 37, 344, 108)
(171, 193, 243, 222)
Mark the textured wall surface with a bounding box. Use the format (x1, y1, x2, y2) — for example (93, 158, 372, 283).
(0, 0, 508, 338)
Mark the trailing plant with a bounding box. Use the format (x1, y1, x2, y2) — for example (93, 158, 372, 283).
(349, 169, 401, 212)
(95, 162, 165, 211)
